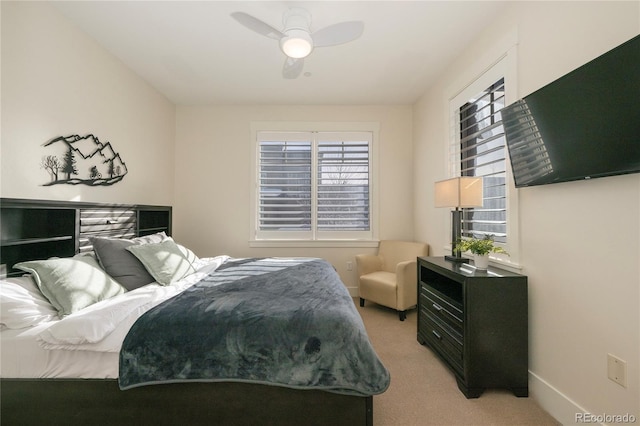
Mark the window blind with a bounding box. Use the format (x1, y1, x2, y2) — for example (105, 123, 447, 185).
(317, 140, 370, 231)
(256, 131, 372, 240)
(258, 140, 312, 232)
(458, 78, 508, 243)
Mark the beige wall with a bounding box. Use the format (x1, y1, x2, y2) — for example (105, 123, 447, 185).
(0, 2, 175, 206)
(3, 1, 639, 423)
(173, 105, 415, 292)
(414, 1, 639, 423)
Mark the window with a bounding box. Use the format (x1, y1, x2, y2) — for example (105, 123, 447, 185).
(448, 51, 520, 265)
(254, 130, 374, 243)
(458, 78, 507, 243)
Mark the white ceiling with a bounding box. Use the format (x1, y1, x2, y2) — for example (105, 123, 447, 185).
(53, 1, 504, 105)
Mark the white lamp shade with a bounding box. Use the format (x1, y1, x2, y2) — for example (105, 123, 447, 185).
(434, 177, 483, 208)
(280, 30, 313, 58)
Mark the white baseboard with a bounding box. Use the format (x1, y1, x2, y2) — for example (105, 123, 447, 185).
(530, 371, 599, 425)
(347, 286, 358, 297)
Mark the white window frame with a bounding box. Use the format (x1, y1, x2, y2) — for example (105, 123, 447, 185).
(446, 45, 521, 269)
(249, 122, 379, 248)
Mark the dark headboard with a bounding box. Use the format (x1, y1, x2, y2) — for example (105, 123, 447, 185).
(0, 198, 172, 278)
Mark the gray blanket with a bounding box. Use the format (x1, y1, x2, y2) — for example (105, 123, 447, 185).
(119, 258, 390, 396)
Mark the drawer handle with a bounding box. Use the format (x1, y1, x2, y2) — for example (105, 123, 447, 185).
(432, 330, 442, 340)
(432, 303, 442, 312)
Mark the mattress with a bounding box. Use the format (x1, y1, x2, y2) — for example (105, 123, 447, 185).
(1, 325, 119, 378)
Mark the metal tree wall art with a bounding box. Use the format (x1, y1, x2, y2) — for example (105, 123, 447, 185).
(41, 134, 128, 186)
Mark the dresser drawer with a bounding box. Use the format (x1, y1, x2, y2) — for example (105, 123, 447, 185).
(420, 311, 463, 375)
(421, 285, 463, 333)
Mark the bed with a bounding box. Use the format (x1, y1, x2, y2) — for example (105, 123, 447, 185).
(0, 198, 389, 425)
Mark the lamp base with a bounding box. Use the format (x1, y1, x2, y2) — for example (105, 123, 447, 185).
(445, 255, 470, 263)
(446, 208, 469, 264)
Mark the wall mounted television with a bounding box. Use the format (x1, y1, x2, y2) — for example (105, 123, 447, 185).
(502, 34, 639, 188)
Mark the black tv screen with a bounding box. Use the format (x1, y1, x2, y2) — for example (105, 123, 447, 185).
(502, 35, 640, 188)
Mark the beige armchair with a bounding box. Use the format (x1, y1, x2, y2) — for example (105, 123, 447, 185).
(356, 240, 429, 321)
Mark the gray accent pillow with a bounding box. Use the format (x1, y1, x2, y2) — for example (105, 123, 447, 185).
(14, 256, 125, 317)
(90, 232, 168, 291)
(126, 239, 196, 286)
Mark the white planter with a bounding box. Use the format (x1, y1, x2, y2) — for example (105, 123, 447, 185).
(473, 254, 489, 270)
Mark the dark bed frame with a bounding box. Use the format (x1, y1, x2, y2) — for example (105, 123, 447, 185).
(0, 198, 373, 425)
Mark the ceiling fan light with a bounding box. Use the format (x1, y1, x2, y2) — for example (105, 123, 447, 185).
(280, 30, 313, 58)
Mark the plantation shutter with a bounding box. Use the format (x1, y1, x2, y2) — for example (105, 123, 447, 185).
(258, 132, 312, 237)
(457, 78, 508, 243)
(256, 130, 372, 240)
(317, 135, 370, 233)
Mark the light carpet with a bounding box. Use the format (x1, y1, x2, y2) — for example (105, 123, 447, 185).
(355, 299, 560, 426)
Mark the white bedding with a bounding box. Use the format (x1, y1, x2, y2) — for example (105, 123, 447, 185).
(0, 256, 229, 379)
(1, 323, 119, 378)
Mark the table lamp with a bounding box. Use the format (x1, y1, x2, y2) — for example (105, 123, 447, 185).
(434, 177, 484, 263)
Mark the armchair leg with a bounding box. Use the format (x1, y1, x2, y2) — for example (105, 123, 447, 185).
(359, 298, 365, 307)
(398, 310, 406, 321)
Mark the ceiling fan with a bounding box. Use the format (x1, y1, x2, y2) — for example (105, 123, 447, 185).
(231, 8, 364, 79)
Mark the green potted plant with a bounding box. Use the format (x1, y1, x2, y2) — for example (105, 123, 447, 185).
(455, 235, 508, 270)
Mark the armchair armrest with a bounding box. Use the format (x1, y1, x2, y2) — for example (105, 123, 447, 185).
(396, 260, 418, 310)
(355, 254, 383, 277)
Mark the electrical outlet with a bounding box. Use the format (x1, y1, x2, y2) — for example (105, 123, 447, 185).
(346, 261, 353, 271)
(607, 353, 627, 388)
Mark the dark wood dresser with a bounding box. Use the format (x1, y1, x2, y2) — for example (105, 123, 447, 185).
(417, 256, 528, 398)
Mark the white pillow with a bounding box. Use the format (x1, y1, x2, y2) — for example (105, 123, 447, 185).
(14, 256, 126, 317)
(0, 277, 58, 329)
(126, 239, 196, 285)
(175, 241, 199, 264)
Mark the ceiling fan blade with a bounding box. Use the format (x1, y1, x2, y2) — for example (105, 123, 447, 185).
(283, 57, 304, 79)
(312, 21, 364, 47)
(231, 12, 284, 40)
